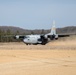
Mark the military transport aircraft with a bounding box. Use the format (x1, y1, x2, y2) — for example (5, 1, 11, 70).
(14, 21, 69, 45)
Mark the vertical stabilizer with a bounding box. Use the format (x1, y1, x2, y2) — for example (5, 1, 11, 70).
(51, 20, 56, 35)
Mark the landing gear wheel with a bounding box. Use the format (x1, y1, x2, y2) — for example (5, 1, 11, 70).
(26, 44, 29, 45)
(41, 42, 46, 45)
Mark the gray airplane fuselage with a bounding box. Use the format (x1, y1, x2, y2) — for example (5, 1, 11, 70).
(23, 35, 42, 44)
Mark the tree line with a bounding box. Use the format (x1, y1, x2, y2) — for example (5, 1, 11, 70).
(0, 29, 21, 42)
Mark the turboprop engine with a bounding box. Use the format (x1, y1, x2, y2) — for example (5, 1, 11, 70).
(14, 35, 25, 40)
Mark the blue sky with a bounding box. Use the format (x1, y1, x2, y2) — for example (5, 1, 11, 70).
(0, 0, 76, 29)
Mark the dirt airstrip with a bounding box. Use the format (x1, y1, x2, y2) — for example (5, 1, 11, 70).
(0, 36, 76, 75)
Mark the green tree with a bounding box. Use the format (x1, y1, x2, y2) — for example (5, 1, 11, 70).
(16, 30, 20, 35)
(6, 29, 11, 35)
(6, 29, 11, 42)
(0, 30, 2, 42)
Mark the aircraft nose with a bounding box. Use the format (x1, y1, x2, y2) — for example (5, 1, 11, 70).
(23, 39, 27, 43)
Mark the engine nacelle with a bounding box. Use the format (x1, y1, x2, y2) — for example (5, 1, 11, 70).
(47, 35, 55, 40)
(15, 35, 19, 39)
(40, 35, 48, 45)
(47, 34, 58, 40)
(55, 34, 58, 40)
(15, 35, 25, 40)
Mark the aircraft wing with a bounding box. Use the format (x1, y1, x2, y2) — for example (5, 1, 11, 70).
(3, 35, 26, 39)
(58, 34, 70, 37)
(58, 33, 76, 37)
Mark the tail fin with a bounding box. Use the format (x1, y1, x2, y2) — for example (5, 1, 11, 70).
(51, 20, 56, 35)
